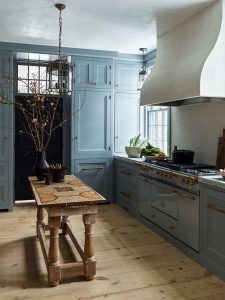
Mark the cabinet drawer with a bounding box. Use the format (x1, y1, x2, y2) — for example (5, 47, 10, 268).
(152, 199, 178, 219)
(140, 205, 177, 237)
(117, 183, 138, 210)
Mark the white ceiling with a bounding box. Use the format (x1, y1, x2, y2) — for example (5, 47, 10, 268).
(0, 0, 216, 54)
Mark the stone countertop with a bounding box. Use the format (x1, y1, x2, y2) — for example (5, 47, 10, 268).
(114, 155, 145, 164)
(199, 175, 225, 190)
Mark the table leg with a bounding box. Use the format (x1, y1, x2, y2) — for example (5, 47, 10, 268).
(36, 207, 45, 235)
(83, 214, 96, 281)
(48, 216, 61, 286)
(61, 216, 69, 235)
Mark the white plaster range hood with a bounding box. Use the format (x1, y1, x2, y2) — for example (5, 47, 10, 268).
(140, 0, 225, 106)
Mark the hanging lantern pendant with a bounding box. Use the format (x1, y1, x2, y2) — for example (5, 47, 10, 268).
(137, 47, 148, 91)
(47, 3, 73, 94)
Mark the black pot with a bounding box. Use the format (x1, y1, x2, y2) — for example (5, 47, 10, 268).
(172, 149, 194, 164)
(51, 167, 68, 183)
(34, 151, 50, 181)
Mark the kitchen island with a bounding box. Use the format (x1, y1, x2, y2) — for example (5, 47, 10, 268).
(29, 175, 106, 286)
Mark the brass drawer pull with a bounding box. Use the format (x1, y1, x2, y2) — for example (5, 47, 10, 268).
(205, 203, 225, 215)
(120, 191, 131, 198)
(120, 170, 131, 176)
(173, 189, 195, 200)
(81, 167, 104, 171)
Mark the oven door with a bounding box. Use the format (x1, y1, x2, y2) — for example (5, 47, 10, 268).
(151, 179, 179, 219)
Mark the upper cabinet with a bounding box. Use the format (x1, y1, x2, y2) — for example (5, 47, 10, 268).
(72, 90, 112, 159)
(73, 58, 112, 90)
(114, 93, 140, 153)
(115, 62, 141, 91)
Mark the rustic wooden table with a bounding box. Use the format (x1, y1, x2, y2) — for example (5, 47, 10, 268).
(28, 175, 106, 286)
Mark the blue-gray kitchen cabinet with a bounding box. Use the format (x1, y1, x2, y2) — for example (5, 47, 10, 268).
(114, 62, 141, 91)
(0, 52, 13, 211)
(74, 57, 112, 90)
(71, 90, 112, 159)
(114, 92, 140, 153)
(74, 158, 112, 201)
(115, 158, 139, 214)
(178, 191, 199, 251)
(200, 185, 225, 281)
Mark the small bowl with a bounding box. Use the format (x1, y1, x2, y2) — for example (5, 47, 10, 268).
(220, 173, 225, 180)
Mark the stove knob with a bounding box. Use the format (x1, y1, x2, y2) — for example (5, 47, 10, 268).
(169, 174, 173, 179)
(190, 180, 195, 185)
(182, 178, 185, 183)
(165, 173, 168, 177)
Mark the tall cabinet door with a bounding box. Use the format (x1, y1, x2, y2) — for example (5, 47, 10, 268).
(72, 90, 112, 159)
(114, 93, 139, 153)
(0, 52, 13, 211)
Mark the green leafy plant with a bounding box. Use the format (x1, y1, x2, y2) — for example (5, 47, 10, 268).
(129, 134, 148, 147)
(140, 142, 164, 157)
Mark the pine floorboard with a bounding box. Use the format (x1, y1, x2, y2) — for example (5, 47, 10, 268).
(0, 203, 225, 300)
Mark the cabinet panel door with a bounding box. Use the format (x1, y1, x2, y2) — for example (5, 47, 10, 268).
(114, 93, 139, 153)
(0, 181, 10, 210)
(93, 61, 112, 89)
(0, 86, 12, 128)
(74, 59, 93, 89)
(115, 63, 140, 91)
(178, 193, 199, 251)
(74, 159, 111, 199)
(200, 187, 225, 265)
(138, 176, 153, 217)
(72, 91, 111, 158)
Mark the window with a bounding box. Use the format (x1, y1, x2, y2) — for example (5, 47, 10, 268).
(144, 106, 170, 155)
(16, 52, 67, 95)
(17, 64, 49, 94)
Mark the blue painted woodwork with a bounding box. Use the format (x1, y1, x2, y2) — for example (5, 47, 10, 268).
(115, 159, 139, 213)
(0, 52, 13, 210)
(178, 191, 199, 251)
(200, 185, 225, 281)
(115, 62, 141, 91)
(73, 58, 112, 89)
(114, 92, 140, 153)
(71, 90, 112, 159)
(74, 158, 112, 201)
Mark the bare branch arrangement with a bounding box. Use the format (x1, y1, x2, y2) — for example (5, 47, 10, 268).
(0, 76, 85, 151)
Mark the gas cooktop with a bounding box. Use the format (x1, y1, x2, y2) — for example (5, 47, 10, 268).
(151, 160, 218, 176)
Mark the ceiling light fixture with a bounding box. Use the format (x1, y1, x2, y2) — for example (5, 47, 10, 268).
(47, 3, 73, 94)
(137, 47, 148, 91)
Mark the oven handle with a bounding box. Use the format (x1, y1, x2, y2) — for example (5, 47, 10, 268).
(138, 177, 150, 183)
(205, 203, 225, 215)
(139, 175, 196, 200)
(174, 190, 196, 201)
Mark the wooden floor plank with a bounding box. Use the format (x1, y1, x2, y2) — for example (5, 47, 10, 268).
(0, 203, 225, 300)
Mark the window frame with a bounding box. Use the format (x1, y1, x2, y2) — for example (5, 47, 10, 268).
(143, 105, 171, 155)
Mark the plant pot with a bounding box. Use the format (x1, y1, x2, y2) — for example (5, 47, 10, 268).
(125, 146, 141, 158)
(34, 151, 50, 181)
(51, 167, 68, 183)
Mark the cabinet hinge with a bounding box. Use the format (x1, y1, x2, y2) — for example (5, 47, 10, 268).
(109, 65, 111, 70)
(109, 95, 111, 99)
(109, 81, 111, 85)
(108, 146, 111, 151)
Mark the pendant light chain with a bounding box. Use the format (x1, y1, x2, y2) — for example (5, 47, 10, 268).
(58, 9, 62, 59)
(47, 3, 73, 94)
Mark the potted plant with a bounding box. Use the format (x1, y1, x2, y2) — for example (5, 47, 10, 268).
(125, 134, 148, 158)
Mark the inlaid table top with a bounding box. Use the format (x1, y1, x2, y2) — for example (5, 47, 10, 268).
(28, 175, 106, 207)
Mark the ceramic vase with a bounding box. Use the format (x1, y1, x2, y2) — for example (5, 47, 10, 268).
(34, 151, 50, 181)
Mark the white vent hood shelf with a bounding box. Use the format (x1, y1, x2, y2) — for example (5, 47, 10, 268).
(141, 0, 225, 106)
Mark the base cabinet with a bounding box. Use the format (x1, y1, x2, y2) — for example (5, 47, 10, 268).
(200, 185, 225, 280)
(74, 159, 112, 201)
(115, 159, 139, 213)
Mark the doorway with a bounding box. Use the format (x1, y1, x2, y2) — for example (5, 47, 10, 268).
(15, 95, 63, 200)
